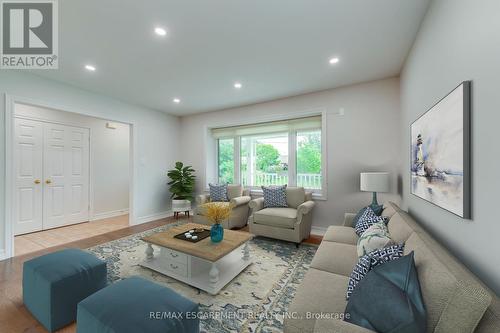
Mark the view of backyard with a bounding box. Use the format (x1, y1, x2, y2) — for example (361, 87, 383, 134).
(218, 130, 322, 189)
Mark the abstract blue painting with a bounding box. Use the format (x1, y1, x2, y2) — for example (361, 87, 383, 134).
(411, 82, 471, 218)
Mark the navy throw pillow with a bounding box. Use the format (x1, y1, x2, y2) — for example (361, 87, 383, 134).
(354, 207, 388, 236)
(345, 251, 427, 333)
(209, 183, 229, 202)
(262, 185, 287, 208)
(352, 207, 368, 227)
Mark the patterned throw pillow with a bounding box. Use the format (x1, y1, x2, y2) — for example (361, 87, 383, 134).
(262, 185, 288, 208)
(354, 207, 389, 236)
(346, 243, 405, 299)
(352, 207, 368, 227)
(357, 222, 395, 257)
(209, 183, 229, 202)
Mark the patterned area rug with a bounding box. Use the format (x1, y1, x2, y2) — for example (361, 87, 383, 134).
(87, 222, 317, 333)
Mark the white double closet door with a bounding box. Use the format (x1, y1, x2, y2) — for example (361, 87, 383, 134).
(14, 117, 90, 235)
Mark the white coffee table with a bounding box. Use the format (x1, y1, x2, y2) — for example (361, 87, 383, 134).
(140, 223, 253, 295)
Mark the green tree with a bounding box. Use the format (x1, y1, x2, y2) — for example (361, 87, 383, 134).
(256, 144, 281, 172)
(218, 140, 234, 183)
(297, 133, 321, 174)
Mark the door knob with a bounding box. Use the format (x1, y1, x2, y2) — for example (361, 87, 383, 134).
(34, 179, 41, 184)
(45, 179, 52, 184)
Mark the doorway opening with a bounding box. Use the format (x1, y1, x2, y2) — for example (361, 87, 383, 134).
(11, 102, 132, 257)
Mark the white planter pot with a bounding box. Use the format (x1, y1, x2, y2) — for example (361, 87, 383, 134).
(172, 199, 192, 212)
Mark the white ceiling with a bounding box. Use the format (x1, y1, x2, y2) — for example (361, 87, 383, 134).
(32, 0, 430, 116)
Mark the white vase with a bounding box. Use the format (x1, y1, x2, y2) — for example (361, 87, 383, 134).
(172, 199, 191, 212)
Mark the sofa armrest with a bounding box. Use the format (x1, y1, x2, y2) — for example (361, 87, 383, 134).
(230, 196, 251, 207)
(297, 200, 315, 216)
(196, 194, 210, 205)
(314, 318, 374, 333)
(249, 197, 264, 212)
(343, 213, 357, 227)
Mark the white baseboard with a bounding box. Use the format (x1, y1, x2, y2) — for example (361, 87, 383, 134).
(90, 209, 129, 221)
(134, 210, 174, 225)
(311, 226, 327, 236)
(0, 249, 6, 262)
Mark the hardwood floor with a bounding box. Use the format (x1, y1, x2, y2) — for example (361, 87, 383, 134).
(0, 217, 322, 333)
(15, 215, 130, 256)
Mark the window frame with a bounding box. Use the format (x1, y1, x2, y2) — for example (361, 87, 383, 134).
(214, 116, 327, 199)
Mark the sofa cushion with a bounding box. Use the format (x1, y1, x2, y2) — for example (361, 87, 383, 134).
(345, 252, 427, 333)
(286, 187, 306, 208)
(381, 202, 398, 218)
(323, 226, 358, 245)
(262, 185, 288, 208)
(209, 183, 228, 202)
(284, 268, 349, 333)
(310, 241, 358, 276)
(313, 318, 374, 333)
(253, 207, 297, 229)
(387, 213, 414, 242)
(227, 184, 243, 200)
(404, 233, 491, 333)
(357, 222, 394, 257)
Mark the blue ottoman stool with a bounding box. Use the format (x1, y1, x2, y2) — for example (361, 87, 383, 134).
(77, 276, 199, 333)
(23, 248, 107, 332)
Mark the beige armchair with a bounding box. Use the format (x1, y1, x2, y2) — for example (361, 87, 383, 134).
(248, 187, 315, 246)
(193, 185, 251, 229)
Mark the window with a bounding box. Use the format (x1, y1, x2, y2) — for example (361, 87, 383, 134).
(212, 115, 324, 194)
(217, 138, 234, 184)
(241, 133, 288, 187)
(296, 130, 322, 189)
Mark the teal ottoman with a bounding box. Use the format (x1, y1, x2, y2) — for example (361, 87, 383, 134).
(23, 248, 107, 332)
(77, 276, 200, 333)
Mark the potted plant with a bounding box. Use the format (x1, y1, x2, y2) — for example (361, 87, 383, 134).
(203, 202, 233, 242)
(167, 162, 196, 216)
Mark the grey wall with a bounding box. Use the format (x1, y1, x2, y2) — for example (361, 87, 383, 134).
(15, 103, 130, 218)
(400, 0, 500, 294)
(180, 77, 402, 230)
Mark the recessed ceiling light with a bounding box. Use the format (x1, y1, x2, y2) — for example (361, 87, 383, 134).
(234, 82, 242, 89)
(85, 64, 96, 71)
(154, 27, 167, 36)
(173, 98, 181, 104)
(329, 57, 340, 65)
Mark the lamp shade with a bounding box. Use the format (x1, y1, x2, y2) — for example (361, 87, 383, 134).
(360, 172, 389, 193)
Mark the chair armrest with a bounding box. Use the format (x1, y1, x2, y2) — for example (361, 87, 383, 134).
(249, 197, 264, 212)
(297, 200, 315, 216)
(314, 318, 374, 333)
(196, 194, 210, 205)
(343, 213, 357, 227)
(230, 196, 251, 207)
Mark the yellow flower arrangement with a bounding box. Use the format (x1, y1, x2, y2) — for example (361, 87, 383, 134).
(202, 202, 233, 225)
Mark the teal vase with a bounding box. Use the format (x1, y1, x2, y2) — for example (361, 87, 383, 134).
(210, 223, 224, 243)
